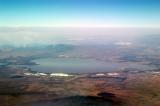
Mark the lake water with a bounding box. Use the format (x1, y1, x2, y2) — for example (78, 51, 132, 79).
(26, 58, 155, 73)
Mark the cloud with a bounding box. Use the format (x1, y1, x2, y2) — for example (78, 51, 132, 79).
(67, 38, 85, 41)
(115, 42, 132, 46)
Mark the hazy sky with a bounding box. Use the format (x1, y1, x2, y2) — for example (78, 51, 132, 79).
(0, 0, 160, 27)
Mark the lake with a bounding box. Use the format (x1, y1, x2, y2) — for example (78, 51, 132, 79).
(25, 58, 155, 73)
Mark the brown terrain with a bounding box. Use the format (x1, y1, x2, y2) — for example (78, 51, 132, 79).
(0, 67, 160, 106)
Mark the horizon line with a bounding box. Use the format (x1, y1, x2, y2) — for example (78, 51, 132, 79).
(0, 25, 160, 28)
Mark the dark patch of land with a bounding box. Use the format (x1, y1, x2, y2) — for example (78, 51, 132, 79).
(0, 66, 160, 106)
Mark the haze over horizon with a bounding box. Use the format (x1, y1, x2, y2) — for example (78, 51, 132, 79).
(0, 27, 159, 46)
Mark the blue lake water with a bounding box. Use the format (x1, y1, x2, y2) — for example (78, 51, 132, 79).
(27, 58, 155, 73)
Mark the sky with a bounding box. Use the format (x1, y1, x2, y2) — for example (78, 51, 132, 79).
(0, 0, 160, 46)
(0, 0, 160, 27)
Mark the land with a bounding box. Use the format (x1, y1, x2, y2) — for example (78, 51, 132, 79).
(0, 44, 160, 106)
(0, 66, 160, 106)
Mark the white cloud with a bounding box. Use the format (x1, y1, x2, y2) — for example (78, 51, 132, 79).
(115, 41, 132, 46)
